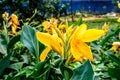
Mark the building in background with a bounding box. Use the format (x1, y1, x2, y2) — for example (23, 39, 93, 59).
(61, 0, 120, 14)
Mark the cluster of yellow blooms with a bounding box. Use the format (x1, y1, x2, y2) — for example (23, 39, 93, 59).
(36, 18, 105, 63)
(2, 6, 120, 63)
(2, 12, 20, 34)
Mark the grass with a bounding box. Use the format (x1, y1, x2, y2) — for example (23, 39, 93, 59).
(68, 17, 119, 29)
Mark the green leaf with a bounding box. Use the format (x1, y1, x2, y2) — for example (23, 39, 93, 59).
(21, 25, 38, 57)
(70, 60, 94, 80)
(13, 66, 34, 78)
(77, 16, 83, 26)
(21, 54, 29, 64)
(100, 27, 120, 46)
(60, 61, 73, 80)
(33, 61, 47, 77)
(0, 33, 7, 55)
(0, 54, 11, 75)
(108, 68, 120, 79)
(8, 62, 24, 71)
(7, 34, 20, 52)
(105, 51, 120, 65)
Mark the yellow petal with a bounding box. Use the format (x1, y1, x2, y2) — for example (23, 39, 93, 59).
(42, 21, 50, 31)
(71, 40, 83, 61)
(42, 21, 49, 27)
(70, 24, 87, 43)
(110, 45, 118, 51)
(81, 29, 104, 42)
(110, 42, 120, 51)
(102, 23, 109, 33)
(58, 23, 66, 33)
(54, 28, 64, 42)
(74, 24, 87, 39)
(11, 24, 18, 34)
(36, 32, 62, 56)
(117, 18, 120, 23)
(71, 39, 93, 61)
(118, 3, 120, 8)
(67, 24, 73, 36)
(40, 47, 51, 61)
(10, 14, 19, 25)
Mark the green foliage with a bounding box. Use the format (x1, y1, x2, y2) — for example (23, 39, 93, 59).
(108, 68, 120, 79)
(77, 16, 83, 26)
(1, 8, 120, 79)
(105, 51, 120, 65)
(7, 35, 20, 52)
(21, 24, 45, 62)
(100, 26, 120, 47)
(0, 54, 11, 75)
(60, 61, 73, 80)
(70, 60, 94, 80)
(21, 25, 38, 57)
(13, 66, 34, 79)
(0, 33, 7, 55)
(0, 0, 67, 24)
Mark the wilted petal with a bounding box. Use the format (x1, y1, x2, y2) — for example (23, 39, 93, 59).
(40, 47, 51, 61)
(10, 14, 19, 25)
(11, 24, 18, 34)
(36, 32, 62, 56)
(110, 42, 120, 51)
(81, 29, 104, 42)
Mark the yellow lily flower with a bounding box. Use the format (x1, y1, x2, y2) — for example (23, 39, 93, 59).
(36, 21, 104, 63)
(70, 24, 105, 62)
(110, 42, 120, 51)
(102, 22, 109, 33)
(9, 14, 20, 34)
